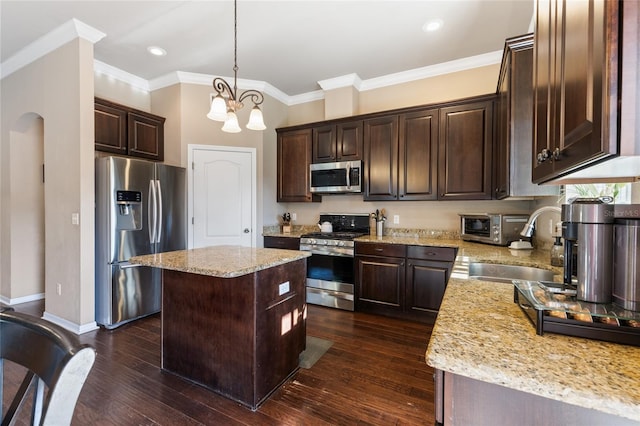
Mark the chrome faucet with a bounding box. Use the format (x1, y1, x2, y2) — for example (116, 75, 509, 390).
(520, 206, 562, 237)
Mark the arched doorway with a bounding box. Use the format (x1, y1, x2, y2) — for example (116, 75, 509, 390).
(8, 113, 45, 302)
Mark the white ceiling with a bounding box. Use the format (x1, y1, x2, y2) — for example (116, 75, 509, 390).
(1, 1, 534, 98)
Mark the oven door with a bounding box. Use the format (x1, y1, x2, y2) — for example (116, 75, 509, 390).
(305, 253, 355, 311)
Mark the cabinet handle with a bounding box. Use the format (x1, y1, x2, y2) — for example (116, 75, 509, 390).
(537, 148, 551, 164)
(552, 148, 561, 161)
(375, 248, 383, 252)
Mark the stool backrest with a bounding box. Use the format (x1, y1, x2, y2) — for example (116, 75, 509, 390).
(1, 310, 95, 425)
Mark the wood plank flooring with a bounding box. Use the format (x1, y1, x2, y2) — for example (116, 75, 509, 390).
(4, 302, 435, 425)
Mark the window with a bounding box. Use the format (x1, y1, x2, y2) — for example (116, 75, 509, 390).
(564, 183, 633, 204)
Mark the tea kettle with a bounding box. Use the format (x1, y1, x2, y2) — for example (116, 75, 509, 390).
(318, 221, 333, 233)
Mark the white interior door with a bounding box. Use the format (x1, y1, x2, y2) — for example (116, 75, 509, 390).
(189, 145, 256, 248)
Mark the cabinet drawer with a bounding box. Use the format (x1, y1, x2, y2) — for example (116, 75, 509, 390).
(407, 246, 457, 262)
(355, 242, 406, 258)
(264, 236, 300, 250)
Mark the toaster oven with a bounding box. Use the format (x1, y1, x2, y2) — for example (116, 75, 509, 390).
(460, 213, 530, 246)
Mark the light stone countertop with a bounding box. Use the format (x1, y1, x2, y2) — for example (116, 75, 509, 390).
(129, 246, 310, 278)
(422, 242, 640, 422)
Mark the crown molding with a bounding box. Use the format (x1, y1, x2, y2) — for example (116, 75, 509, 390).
(1, 18, 105, 80)
(318, 73, 363, 91)
(360, 50, 503, 91)
(94, 60, 150, 92)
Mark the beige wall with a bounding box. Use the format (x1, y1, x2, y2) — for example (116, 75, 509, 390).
(1, 38, 96, 330)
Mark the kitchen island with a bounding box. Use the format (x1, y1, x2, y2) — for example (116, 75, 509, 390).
(425, 244, 640, 425)
(130, 246, 310, 410)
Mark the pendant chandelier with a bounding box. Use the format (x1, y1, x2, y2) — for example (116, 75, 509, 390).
(206, 0, 266, 133)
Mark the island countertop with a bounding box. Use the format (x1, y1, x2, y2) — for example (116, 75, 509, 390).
(130, 245, 310, 278)
(425, 246, 640, 422)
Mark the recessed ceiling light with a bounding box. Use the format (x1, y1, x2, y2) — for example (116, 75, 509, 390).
(147, 46, 167, 56)
(422, 19, 444, 33)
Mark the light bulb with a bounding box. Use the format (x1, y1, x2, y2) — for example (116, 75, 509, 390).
(246, 106, 266, 130)
(207, 94, 228, 121)
(222, 111, 241, 133)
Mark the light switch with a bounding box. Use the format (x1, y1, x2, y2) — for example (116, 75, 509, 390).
(71, 213, 80, 225)
(393, 215, 400, 224)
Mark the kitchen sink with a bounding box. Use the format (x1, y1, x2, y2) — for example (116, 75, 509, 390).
(467, 262, 555, 283)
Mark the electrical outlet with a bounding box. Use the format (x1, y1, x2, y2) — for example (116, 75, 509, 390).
(393, 215, 400, 224)
(56, 283, 62, 295)
(71, 213, 79, 225)
(291, 213, 297, 221)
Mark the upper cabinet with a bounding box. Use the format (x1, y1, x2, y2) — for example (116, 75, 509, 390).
(495, 34, 558, 199)
(312, 121, 363, 163)
(399, 109, 439, 201)
(363, 115, 399, 200)
(94, 98, 165, 161)
(277, 128, 321, 203)
(438, 98, 494, 200)
(532, 0, 621, 183)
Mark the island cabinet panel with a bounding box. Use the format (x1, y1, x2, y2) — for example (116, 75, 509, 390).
(161, 258, 306, 410)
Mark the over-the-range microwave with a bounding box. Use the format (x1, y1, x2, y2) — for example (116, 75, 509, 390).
(460, 213, 530, 246)
(310, 160, 362, 194)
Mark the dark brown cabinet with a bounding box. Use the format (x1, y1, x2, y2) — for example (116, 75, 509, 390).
(263, 236, 300, 250)
(94, 98, 165, 161)
(438, 99, 494, 200)
(364, 108, 439, 201)
(276, 128, 320, 203)
(532, 0, 620, 183)
(363, 116, 399, 200)
(405, 246, 456, 320)
(355, 243, 406, 314)
(312, 121, 363, 163)
(496, 34, 558, 199)
(399, 109, 439, 200)
(355, 242, 456, 323)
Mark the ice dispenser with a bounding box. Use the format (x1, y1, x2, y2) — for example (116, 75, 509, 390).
(116, 190, 142, 230)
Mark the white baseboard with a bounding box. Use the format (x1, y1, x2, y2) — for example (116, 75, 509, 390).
(0, 292, 45, 306)
(42, 311, 99, 335)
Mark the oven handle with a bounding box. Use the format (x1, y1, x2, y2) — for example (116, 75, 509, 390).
(300, 248, 354, 257)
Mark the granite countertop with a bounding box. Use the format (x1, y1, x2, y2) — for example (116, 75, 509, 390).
(424, 243, 640, 422)
(129, 246, 310, 278)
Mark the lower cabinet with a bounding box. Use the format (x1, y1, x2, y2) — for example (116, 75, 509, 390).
(355, 242, 457, 323)
(263, 236, 300, 250)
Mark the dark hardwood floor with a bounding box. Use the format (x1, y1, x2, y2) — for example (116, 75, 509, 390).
(4, 301, 435, 425)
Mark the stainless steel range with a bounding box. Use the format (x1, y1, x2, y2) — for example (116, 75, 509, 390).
(300, 213, 370, 311)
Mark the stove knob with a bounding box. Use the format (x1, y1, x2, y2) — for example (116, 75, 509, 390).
(337, 241, 345, 247)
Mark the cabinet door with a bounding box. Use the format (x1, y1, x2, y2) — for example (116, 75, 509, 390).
(277, 129, 320, 202)
(406, 259, 451, 313)
(399, 109, 438, 201)
(363, 116, 399, 200)
(312, 124, 335, 163)
(355, 255, 404, 313)
(532, 0, 557, 182)
(128, 112, 165, 161)
(336, 121, 363, 161)
(95, 101, 127, 155)
(532, 0, 619, 183)
(438, 100, 494, 200)
(495, 51, 511, 200)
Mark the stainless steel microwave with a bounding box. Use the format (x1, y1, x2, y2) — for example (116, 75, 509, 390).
(310, 160, 362, 194)
(460, 213, 530, 246)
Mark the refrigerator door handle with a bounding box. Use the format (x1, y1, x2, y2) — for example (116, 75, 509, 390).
(155, 179, 163, 244)
(148, 180, 157, 244)
(120, 261, 142, 269)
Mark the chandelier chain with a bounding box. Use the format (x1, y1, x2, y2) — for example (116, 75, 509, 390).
(233, 0, 238, 95)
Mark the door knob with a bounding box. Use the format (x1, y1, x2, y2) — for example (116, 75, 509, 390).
(243, 228, 250, 233)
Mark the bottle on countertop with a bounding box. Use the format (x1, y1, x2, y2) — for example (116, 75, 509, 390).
(550, 236, 564, 267)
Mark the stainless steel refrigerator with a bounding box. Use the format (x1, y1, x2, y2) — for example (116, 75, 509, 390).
(95, 156, 186, 329)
